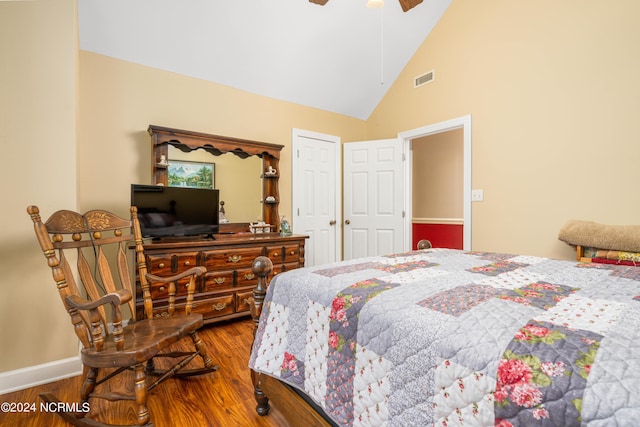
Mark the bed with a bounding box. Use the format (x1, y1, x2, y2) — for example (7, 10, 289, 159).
(248, 248, 640, 426)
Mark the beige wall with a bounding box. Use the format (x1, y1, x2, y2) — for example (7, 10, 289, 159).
(412, 129, 464, 220)
(369, 0, 640, 259)
(77, 51, 366, 223)
(0, 0, 80, 373)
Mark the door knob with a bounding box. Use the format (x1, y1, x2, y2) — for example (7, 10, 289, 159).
(345, 220, 351, 225)
(329, 220, 336, 225)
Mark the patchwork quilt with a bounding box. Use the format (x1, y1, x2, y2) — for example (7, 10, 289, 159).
(249, 249, 640, 426)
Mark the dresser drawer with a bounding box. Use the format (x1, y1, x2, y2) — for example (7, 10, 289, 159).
(270, 262, 302, 277)
(267, 244, 302, 263)
(145, 252, 200, 297)
(236, 267, 258, 288)
(136, 235, 307, 324)
(149, 297, 192, 318)
(282, 244, 301, 262)
(193, 295, 235, 319)
(203, 270, 234, 292)
(202, 247, 264, 269)
(235, 290, 254, 313)
(146, 252, 198, 274)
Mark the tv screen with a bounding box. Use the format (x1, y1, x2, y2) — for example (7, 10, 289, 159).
(131, 184, 219, 239)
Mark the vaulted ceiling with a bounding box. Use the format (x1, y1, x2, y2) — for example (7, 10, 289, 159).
(78, 0, 452, 120)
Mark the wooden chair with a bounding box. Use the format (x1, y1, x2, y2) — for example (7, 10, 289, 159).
(27, 205, 217, 427)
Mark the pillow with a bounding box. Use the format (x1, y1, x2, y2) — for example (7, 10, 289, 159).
(558, 220, 640, 253)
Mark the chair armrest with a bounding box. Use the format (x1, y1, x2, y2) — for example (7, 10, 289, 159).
(66, 289, 133, 311)
(145, 266, 206, 284)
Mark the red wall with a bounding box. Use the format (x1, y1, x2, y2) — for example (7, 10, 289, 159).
(413, 223, 463, 250)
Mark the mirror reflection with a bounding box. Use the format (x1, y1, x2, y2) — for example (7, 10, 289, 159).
(168, 145, 263, 223)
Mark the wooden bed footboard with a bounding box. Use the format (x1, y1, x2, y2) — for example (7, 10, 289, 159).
(249, 256, 332, 427)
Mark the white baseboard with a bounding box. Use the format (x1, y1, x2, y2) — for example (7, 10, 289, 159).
(0, 356, 82, 395)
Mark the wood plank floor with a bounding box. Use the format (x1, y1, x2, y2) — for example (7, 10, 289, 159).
(0, 318, 290, 427)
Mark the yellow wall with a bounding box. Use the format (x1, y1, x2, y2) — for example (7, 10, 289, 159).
(77, 51, 365, 223)
(412, 129, 464, 220)
(369, 0, 640, 259)
(0, 0, 80, 374)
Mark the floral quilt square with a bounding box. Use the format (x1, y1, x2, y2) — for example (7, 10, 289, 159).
(433, 359, 496, 426)
(314, 262, 382, 277)
(417, 284, 500, 317)
(470, 252, 517, 262)
(495, 321, 603, 426)
(468, 261, 529, 277)
(474, 270, 546, 290)
(576, 262, 640, 281)
(376, 260, 438, 274)
(497, 282, 577, 310)
(534, 295, 627, 336)
(280, 351, 305, 388)
(378, 266, 449, 285)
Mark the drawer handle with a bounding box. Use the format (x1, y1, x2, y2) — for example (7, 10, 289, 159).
(158, 262, 165, 268)
(273, 252, 279, 257)
(229, 255, 242, 263)
(159, 286, 166, 292)
(290, 251, 295, 255)
(184, 261, 191, 266)
(244, 273, 255, 280)
(214, 277, 225, 284)
(212, 303, 227, 311)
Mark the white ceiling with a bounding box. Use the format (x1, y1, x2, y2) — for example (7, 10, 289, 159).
(78, 0, 451, 120)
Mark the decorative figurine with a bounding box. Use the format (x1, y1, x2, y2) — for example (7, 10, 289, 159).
(265, 165, 277, 176)
(280, 216, 291, 236)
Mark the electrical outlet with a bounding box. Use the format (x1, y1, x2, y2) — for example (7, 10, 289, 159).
(471, 189, 484, 202)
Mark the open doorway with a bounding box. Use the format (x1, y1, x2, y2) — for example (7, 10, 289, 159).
(399, 115, 472, 251)
(411, 129, 464, 249)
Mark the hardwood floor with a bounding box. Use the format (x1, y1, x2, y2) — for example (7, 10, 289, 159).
(0, 318, 290, 427)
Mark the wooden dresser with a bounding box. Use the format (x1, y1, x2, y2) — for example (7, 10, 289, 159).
(135, 233, 307, 324)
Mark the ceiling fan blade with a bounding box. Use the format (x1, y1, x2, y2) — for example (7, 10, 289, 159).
(309, 0, 422, 12)
(398, 0, 423, 12)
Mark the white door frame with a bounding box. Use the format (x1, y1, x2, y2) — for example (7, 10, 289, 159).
(292, 128, 342, 264)
(398, 115, 472, 251)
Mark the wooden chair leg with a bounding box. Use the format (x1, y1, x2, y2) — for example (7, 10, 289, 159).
(145, 357, 156, 375)
(80, 367, 98, 411)
(132, 364, 151, 426)
(190, 330, 215, 369)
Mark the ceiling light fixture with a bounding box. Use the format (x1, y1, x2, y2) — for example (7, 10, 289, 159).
(367, 0, 384, 8)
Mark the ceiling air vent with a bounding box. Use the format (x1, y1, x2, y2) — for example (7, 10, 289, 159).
(414, 70, 435, 88)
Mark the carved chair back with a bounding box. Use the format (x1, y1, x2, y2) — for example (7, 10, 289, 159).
(26, 206, 197, 353)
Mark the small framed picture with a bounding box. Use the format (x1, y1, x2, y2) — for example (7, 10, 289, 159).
(167, 160, 215, 189)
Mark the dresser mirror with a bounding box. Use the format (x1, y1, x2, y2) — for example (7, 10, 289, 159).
(167, 145, 262, 223)
(149, 125, 283, 232)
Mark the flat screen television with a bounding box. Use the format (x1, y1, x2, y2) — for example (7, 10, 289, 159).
(131, 184, 219, 239)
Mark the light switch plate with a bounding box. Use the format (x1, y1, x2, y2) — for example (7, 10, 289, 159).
(471, 189, 484, 202)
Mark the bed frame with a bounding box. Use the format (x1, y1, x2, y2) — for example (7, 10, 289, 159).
(247, 241, 435, 425)
(249, 256, 332, 427)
